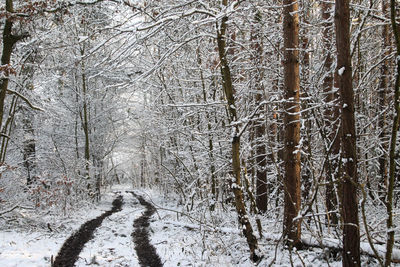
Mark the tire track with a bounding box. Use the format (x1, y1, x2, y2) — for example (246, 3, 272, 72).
(53, 195, 123, 267)
(129, 191, 163, 267)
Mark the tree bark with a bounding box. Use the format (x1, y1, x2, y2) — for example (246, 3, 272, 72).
(334, 0, 361, 265)
(20, 49, 38, 186)
(0, 96, 17, 163)
(300, 0, 312, 205)
(0, 0, 15, 134)
(385, 0, 400, 265)
(80, 50, 91, 189)
(282, 0, 302, 248)
(0, 0, 28, 163)
(321, 0, 339, 226)
(379, 0, 391, 200)
(251, 12, 268, 213)
(216, 0, 259, 261)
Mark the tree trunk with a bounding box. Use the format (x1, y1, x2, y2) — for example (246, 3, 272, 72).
(321, 0, 339, 226)
(379, 0, 391, 200)
(300, 0, 312, 204)
(0, 0, 15, 133)
(216, 0, 259, 261)
(0, 96, 17, 163)
(282, 0, 302, 248)
(20, 49, 38, 186)
(93, 155, 102, 201)
(251, 12, 268, 213)
(0, 0, 28, 163)
(197, 47, 218, 210)
(80, 52, 91, 189)
(334, 0, 361, 265)
(23, 107, 36, 186)
(385, 0, 400, 265)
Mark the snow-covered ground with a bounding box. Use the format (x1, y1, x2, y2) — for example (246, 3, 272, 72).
(0, 186, 127, 267)
(0, 200, 106, 267)
(146, 189, 343, 267)
(75, 191, 141, 266)
(0, 184, 393, 266)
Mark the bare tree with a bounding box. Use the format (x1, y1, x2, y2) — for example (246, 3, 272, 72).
(216, 0, 259, 261)
(385, 0, 400, 265)
(378, 0, 391, 200)
(321, 0, 340, 226)
(282, 0, 302, 248)
(335, 0, 361, 265)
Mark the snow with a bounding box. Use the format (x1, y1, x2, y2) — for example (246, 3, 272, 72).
(338, 67, 345, 76)
(0, 185, 393, 267)
(0, 231, 60, 267)
(0, 188, 133, 266)
(75, 191, 141, 266)
(0, 198, 107, 267)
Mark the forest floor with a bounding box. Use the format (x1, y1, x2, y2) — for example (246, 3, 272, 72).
(0, 184, 393, 266)
(53, 194, 125, 266)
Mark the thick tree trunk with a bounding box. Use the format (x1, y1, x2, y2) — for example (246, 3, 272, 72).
(0, 0, 28, 163)
(385, 0, 400, 265)
(334, 0, 361, 266)
(282, 0, 302, 248)
(0, 0, 15, 133)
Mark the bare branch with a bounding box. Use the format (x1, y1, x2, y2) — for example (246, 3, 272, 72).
(6, 89, 43, 111)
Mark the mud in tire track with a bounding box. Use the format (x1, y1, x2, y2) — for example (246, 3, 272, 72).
(129, 191, 163, 267)
(53, 195, 123, 267)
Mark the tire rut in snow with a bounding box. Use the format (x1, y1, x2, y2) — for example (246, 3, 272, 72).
(129, 191, 163, 267)
(53, 195, 123, 267)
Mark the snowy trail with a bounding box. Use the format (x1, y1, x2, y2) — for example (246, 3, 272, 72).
(75, 191, 143, 266)
(53, 195, 123, 267)
(129, 191, 163, 267)
(53, 190, 163, 267)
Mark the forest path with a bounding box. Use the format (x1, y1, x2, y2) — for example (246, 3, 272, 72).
(53, 194, 123, 267)
(53, 190, 162, 267)
(129, 191, 163, 267)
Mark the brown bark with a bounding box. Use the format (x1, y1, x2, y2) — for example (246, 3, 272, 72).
(300, 1, 312, 204)
(255, 116, 267, 213)
(0, 1, 15, 134)
(282, 0, 302, 247)
(321, 1, 339, 226)
(216, 0, 259, 261)
(80, 54, 91, 187)
(334, 0, 361, 266)
(379, 0, 391, 199)
(0, 0, 28, 163)
(251, 12, 268, 213)
(385, 0, 400, 265)
(22, 107, 36, 187)
(0, 96, 17, 163)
